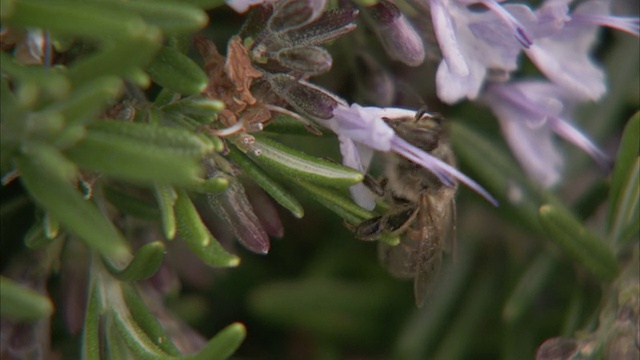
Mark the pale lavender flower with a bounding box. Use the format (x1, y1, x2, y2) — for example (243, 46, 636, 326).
(525, 0, 639, 101)
(329, 103, 498, 206)
(428, 0, 535, 103)
(481, 80, 610, 187)
(226, 0, 273, 13)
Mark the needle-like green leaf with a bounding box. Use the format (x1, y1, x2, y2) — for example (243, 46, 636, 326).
(294, 179, 371, 224)
(249, 136, 363, 186)
(608, 113, 639, 245)
(227, 147, 304, 218)
(539, 204, 618, 282)
(185, 323, 247, 360)
(64, 124, 205, 186)
(81, 280, 102, 360)
(17, 148, 130, 260)
(452, 122, 547, 233)
(154, 184, 178, 240)
(0, 276, 54, 321)
(503, 254, 558, 323)
(104, 242, 166, 282)
(147, 46, 209, 95)
(46, 76, 124, 126)
(6, 0, 148, 41)
(121, 284, 181, 356)
(175, 189, 240, 267)
(103, 1, 208, 35)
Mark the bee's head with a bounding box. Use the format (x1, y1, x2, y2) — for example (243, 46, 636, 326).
(384, 110, 444, 152)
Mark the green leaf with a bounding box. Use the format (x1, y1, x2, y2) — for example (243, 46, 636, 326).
(185, 323, 247, 360)
(292, 180, 400, 245)
(0, 276, 54, 321)
(111, 309, 174, 360)
(451, 122, 546, 233)
(64, 126, 204, 186)
(0, 52, 71, 103)
(431, 270, 496, 360)
(103, 186, 161, 221)
(248, 136, 363, 186)
(87, 121, 215, 156)
(147, 46, 209, 95)
(175, 189, 240, 267)
(188, 177, 230, 194)
(538, 204, 618, 281)
(608, 112, 640, 245)
(17, 150, 129, 259)
(68, 32, 162, 86)
(7, 0, 149, 41)
(44, 211, 60, 239)
(263, 114, 326, 136)
(180, 0, 226, 9)
(161, 110, 225, 153)
(249, 279, 389, 343)
(227, 147, 304, 218)
(104, 0, 208, 35)
(154, 184, 178, 240)
(46, 76, 124, 126)
(1, 0, 16, 19)
(294, 180, 371, 224)
(24, 223, 52, 249)
(161, 96, 224, 117)
(502, 254, 558, 323)
(121, 284, 181, 356)
(81, 280, 102, 360)
(104, 242, 166, 282)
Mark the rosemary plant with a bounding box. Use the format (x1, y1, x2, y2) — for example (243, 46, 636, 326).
(1, 0, 638, 359)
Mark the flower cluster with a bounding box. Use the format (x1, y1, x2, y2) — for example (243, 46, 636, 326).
(418, 0, 638, 186)
(229, 0, 638, 189)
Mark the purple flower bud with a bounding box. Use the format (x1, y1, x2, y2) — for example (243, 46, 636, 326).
(244, 182, 284, 238)
(365, 0, 426, 66)
(207, 175, 271, 254)
(268, 0, 327, 33)
(266, 73, 342, 119)
(275, 46, 333, 75)
(285, 8, 359, 47)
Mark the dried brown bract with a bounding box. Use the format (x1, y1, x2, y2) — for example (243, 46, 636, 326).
(194, 35, 271, 135)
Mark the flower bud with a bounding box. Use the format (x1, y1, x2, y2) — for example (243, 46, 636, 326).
(364, 0, 425, 66)
(276, 45, 332, 75)
(268, 0, 327, 33)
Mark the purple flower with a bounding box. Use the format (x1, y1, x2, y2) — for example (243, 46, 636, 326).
(428, 0, 535, 103)
(328, 103, 498, 206)
(526, 0, 639, 101)
(226, 0, 273, 13)
(481, 80, 610, 187)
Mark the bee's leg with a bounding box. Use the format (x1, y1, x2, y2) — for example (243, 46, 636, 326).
(352, 216, 386, 241)
(363, 174, 387, 197)
(384, 206, 419, 235)
(415, 106, 444, 124)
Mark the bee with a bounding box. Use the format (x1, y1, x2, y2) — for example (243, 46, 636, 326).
(354, 110, 457, 307)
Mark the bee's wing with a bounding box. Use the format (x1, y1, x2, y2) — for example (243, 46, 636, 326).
(413, 245, 443, 308)
(378, 240, 416, 279)
(377, 206, 420, 277)
(413, 194, 448, 308)
(443, 198, 457, 258)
